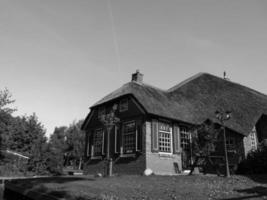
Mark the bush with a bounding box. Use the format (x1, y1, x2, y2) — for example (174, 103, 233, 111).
(237, 143, 267, 174)
(0, 157, 28, 177)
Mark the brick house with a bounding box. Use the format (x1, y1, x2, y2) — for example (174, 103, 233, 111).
(81, 71, 267, 175)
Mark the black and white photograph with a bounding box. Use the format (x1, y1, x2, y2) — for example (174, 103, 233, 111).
(0, 0, 267, 199)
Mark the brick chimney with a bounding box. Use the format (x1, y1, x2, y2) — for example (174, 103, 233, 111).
(131, 70, 143, 83)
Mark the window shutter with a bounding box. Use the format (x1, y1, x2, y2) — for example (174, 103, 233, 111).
(173, 124, 181, 154)
(86, 132, 90, 157)
(87, 130, 94, 157)
(91, 145, 94, 157)
(136, 121, 142, 152)
(121, 124, 124, 154)
(102, 129, 105, 155)
(151, 119, 159, 152)
(115, 126, 120, 153)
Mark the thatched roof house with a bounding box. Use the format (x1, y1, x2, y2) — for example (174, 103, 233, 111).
(92, 72, 267, 136)
(82, 71, 267, 175)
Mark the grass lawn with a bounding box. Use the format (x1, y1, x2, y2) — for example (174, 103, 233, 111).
(4, 174, 267, 200)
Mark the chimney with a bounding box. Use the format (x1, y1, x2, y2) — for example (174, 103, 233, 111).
(131, 70, 143, 83)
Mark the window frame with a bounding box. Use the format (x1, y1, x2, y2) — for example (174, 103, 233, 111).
(226, 136, 236, 149)
(122, 120, 136, 154)
(250, 127, 257, 150)
(158, 121, 173, 154)
(93, 128, 104, 156)
(119, 98, 128, 112)
(180, 126, 191, 151)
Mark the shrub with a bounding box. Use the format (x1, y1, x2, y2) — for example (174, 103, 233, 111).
(0, 157, 28, 177)
(237, 143, 267, 174)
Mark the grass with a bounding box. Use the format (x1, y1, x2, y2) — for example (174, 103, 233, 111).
(4, 174, 267, 200)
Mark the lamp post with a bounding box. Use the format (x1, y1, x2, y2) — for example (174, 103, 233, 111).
(215, 110, 231, 178)
(100, 104, 120, 177)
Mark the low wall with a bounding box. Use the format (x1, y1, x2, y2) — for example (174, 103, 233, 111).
(83, 154, 146, 175)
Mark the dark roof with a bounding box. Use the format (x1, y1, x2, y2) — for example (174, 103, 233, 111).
(92, 73, 267, 136)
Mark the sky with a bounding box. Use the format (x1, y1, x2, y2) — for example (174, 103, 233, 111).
(0, 0, 267, 136)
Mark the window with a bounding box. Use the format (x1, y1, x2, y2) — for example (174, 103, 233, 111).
(93, 129, 104, 156)
(119, 99, 128, 112)
(158, 122, 172, 153)
(226, 136, 235, 148)
(123, 121, 136, 153)
(180, 127, 190, 150)
(98, 107, 105, 119)
(250, 127, 257, 150)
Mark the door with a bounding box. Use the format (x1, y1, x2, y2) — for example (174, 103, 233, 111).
(180, 127, 192, 169)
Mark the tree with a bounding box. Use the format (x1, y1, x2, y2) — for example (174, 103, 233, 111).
(0, 88, 16, 114)
(65, 120, 85, 170)
(4, 114, 47, 156)
(25, 114, 48, 175)
(46, 126, 68, 174)
(0, 88, 50, 176)
(46, 121, 85, 172)
(189, 120, 222, 175)
(191, 120, 220, 157)
(0, 89, 16, 151)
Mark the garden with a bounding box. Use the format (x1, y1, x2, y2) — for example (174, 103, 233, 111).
(3, 174, 267, 200)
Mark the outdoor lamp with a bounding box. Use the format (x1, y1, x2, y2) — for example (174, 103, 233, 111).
(214, 109, 232, 178)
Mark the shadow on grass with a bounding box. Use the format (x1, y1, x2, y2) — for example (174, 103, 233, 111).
(220, 186, 267, 200)
(244, 174, 267, 184)
(10, 176, 95, 185)
(4, 184, 99, 200)
(4, 176, 97, 200)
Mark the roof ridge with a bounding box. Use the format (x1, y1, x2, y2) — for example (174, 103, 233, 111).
(167, 72, 208, 92)
(233, 81, 267, 100)
(91, 82, 131, 107)
(141, 82, 166, 92)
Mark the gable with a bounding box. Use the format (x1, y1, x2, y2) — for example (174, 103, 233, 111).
(82, 95, 146, 130)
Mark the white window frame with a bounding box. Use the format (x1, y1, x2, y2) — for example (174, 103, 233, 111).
(114, 126, 118, 153)
(122, 120, 136, 154)
(250, 127, 257, 150)
(158, 121, 173, 154)
(93, 128, 104, 156)
(180, 127, 191, 151)
(119, 99, 128, 112)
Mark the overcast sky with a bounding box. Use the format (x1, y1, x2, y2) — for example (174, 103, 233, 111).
(0, 0, 267, 136)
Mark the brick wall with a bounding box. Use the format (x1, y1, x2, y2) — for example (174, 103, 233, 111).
(113, 154, 145, 175)
(83, 154, 146, 175)
(145, 121, 182, 175)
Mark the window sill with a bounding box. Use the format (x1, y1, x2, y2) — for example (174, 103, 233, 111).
(158, 153, 174, 158)
(91, 156, 102, 160)
(120, 153, 136, 158)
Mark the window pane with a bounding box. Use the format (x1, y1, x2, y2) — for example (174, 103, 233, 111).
(180, 127, 190, 150)
(250, 128, 257, 150)
(226, 137, 235, 149)
(93, 129, 103, 155)
(120, 99, 128, 112)
(123, 121, 136, 153)
(158, 122, 171, 153)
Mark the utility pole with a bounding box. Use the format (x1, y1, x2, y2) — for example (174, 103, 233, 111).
(215, 110, 231, 178)
(100, 104, 120, 177)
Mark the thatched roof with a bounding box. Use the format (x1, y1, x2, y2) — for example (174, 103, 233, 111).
(92, 73, 267, 136)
